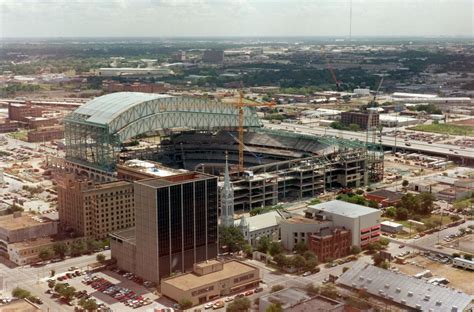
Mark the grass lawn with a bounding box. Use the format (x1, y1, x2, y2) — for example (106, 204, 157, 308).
(388, 214, 452, 234)
(8, 130, 28, 141)
(409, 123, 474, 136)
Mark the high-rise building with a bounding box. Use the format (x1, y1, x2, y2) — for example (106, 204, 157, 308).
(202, 50, 224, 63)
(110, 172, 218, 283)
(57, 173, 135, 239)
(220, 155, 234, 227)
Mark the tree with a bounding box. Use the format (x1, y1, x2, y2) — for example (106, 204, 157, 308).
(304, 258, 318, 271)
(12, 287, 31, 299)
(291, 255, 306, 271)
(268, 242, 284, 256)
(379, 237, 390, 247)
(305, 283, 320, 296)
(96, 253, 106, 263)
(50, 269, 55, 277)
(271, 285, 285, 293)
(273, 254, 289, 267)
(320, 284, 339, 299)
(243, 244, 253, 258)
(219, 226, 247, 253)
(372, 253, 384, 267)
(452, 253, 461, 258)
(384, 206, 397, 218)
(86, 240, 103, 253)
(293, 241, 308, 255)
(81, 299, 98, 311)
(402, 180, 409, 187)
(53, 242, 68, 259)
(179, 298, 193, 309)
(257, 236, 271, 253)
(451, 215, 461, 222)
(54, 283, 66, 294)
(464, 254, 473, 261)
(265, 303, 284, 312)
(38, 248, 53, 261)
(227, 297, 251, 312)
(418, 192, 435, 215)
(303, 250, 316, 260)
(70, 241, 85, 257)
(395, 207, 409, 221)
(61, 286, 76, 301)
(350, 246, 362, 255)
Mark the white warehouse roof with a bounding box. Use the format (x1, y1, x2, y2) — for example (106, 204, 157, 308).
(307, 200, 379, 218)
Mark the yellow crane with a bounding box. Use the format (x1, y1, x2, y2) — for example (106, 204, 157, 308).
(235, 85, 275, 172)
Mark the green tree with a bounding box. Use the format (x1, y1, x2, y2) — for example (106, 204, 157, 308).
(320, 284, 339, 299)
(266, 303, 284, 312)
(61, 286, 76, 301)
(96, 253, 106, 263)
(227, 297, 251, 312)
(219, 226, 247, 252)
(243, 244, 253, 258)
(303, 250, 316, 260)
(48, 280, 55, 289)
(38, 248, 53, 261)
(291, 255, 306, 271)
(80, 298, 98, 311)
(12, 287, 31, 299)
(257, 236, 271, 253)
(50, 269, 55, 277)
(70, 241, 85, 257)
(273, 254, 289, 267)
(54, 283, 66, 294)
(305, 283, 320, 296)
(384, 207, 397, 218)
(53, 242, 68, 259)
(402, 180, 409, 187)
(350, 246, 362, 255)
(293, 241, 308, 255)
(418, 192, 435, 215)
(464, 254, 473, 261)
(86, 240, 103, 253)
(304, 258, 318, 271)
(372, 253, 384, 267)
(179, 298, 193, 309)
(270, 285, 285, 293)
(395, 207, 409, 221)
(268, 242, 284, 256)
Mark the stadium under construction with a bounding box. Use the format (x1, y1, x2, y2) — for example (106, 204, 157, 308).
(61, 92, 384, 210)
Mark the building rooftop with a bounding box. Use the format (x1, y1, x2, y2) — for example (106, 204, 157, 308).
(137, 172, 215, 188)
(337, 262, 472, 312)
(307, 200, 380, 218)
(121, 159, 185, 178)
(284, 215, 330, 225)
(0, 299, 42, 312)
(0, 213, 54, 231)
(109, 227, 136, 245)
(233, 210, 282, 231)
(367, 189, 403, 202)
(72, 92, 173, 125)
(381, 221, 403, 227)
(162, 260, 257, 291)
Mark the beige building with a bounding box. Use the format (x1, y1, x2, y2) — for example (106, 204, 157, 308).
(7, 237, 82, 265)
(161, 260, 260, 306)
(0, 212, 57, 256)
(57, 174, 134, 239)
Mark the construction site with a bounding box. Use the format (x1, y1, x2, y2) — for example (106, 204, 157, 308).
(62, 91, 384, 211)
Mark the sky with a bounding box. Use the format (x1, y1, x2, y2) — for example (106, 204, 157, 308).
(0, 0, 472, 38)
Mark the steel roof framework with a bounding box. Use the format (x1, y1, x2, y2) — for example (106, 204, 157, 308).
(65, 95, 262, 171)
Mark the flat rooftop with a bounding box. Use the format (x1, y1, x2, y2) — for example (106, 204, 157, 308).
(109, 227, 136, 245)
(307, 200, 380, 218)
(162, 260, 257, 291)
(137, 172, 215, 188)
(121, 159, 185, 178)
(0, 213, 53, 231)
(284, 215, 330, 225)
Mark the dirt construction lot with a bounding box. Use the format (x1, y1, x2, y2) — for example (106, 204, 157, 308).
(392, 255, 473, 295)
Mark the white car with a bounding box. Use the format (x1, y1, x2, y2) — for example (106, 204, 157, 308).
(204, 303, 213, 309)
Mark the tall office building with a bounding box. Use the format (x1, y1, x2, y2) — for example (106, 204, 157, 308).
(202, 49, 224, 63)
(110, 172, 218, 283)
(220, 155, 234, 227)
(57, 173, 134, 239)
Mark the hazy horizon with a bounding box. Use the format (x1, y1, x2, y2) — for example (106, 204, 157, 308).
(1, 0, 472, 39)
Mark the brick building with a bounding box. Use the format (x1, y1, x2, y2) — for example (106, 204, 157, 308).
(57, 174, 135, 239)
(8, 103, 42, 122)
(308, 228, 351, 262)
(103, 81, 169, 94)
(27, 127, 64, 142)
(341, 111, 379, 130)
(24, 117, 58, 129)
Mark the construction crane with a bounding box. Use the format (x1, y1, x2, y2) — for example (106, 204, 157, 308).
(327, 63, 342, 90)
(366, 76, 384, 146)
(235, 85, 275, 172)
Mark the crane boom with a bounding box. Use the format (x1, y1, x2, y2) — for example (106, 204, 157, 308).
(235, 84, 275, 172)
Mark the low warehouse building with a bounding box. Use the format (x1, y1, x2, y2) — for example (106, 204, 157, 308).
(381, 221, 403, 233)
(161, 260, 260, 306)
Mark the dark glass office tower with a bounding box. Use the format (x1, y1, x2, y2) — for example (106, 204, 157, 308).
(134, 173, 218, 283)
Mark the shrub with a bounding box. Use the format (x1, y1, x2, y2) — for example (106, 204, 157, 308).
(179, 298, 193, 309)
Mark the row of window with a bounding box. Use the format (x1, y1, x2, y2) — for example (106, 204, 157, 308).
(191, 285, 214, 296)
(234, 273, 254, 284)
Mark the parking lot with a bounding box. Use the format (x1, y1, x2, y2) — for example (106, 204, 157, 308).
(45, 268, 162, 311)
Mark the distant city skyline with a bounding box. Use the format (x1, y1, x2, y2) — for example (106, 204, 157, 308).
(0, 0, 472, 38)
